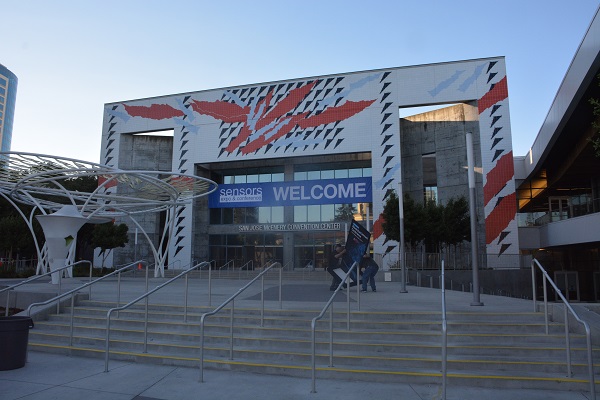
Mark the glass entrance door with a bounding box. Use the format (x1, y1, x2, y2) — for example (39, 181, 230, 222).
(554, 271, 580, 302)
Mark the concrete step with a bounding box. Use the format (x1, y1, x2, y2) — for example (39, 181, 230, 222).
(28, 342, 599, 392)
(34, 315, 585, 350)
(29, 328, 599, 376)
(31, 325, 595, 367)
(28, 299, 600, 392)
(52, 307, 569, 336)
(70, 300, 567, 328)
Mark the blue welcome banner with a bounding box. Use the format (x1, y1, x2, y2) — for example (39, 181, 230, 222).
(209, 177, 372, 208)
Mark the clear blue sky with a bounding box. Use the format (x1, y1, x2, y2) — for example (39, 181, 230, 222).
(3, 0, 599, 163)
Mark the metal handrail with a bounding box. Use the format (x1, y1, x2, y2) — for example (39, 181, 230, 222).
(26, 260, 147, 318)
(198, 261, 281, 382)
(441, 260, 447, 400)
(219, 260, 234, 271)
(310, 262, 358, 393)
(531, 258, 595, 398)
(239, 260, 253, 270)
(2, 260, 92, 316)
(239, 260, 253, 279)
(104, 261, 209, 372)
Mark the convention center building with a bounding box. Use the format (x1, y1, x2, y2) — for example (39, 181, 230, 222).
(101, 57, 517, 273)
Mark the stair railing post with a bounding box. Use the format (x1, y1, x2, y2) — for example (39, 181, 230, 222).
(229, 299, 234, 360)
(346, 274, 351, 331)
(531, 259, 537, 312)
(441, 261, 447, 400)
(184, 273, 189, 323)
(57, 272, 62, 314)
(564, 305, 572, 377)
(329, 305, 334, 367)
(543, 276, 549, 335)
(143, 295, 149, 353)
(69, 293, 75, 347)
(199, 315, 206, 382)
(279, 264, 283, 309)
(88, 261, 93, 300)
(116, 271, 121, 319)
(310, 319, 317, 393)
(208, 262, 212, 306)
(260, 274, 265, 327)
(104, 315, 112, 372)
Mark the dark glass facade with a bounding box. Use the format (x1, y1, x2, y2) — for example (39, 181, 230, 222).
(206, 155, 373, 270)
(0, 64, 17, 152)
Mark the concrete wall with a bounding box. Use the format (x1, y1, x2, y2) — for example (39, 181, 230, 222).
(400, 103, 486, 257)
(114, 134, 174, 266)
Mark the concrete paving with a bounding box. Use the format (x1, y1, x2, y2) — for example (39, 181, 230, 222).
(1, 273, 598, 399)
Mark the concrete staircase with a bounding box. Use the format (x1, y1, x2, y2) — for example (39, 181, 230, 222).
(27, 297, 600, 391)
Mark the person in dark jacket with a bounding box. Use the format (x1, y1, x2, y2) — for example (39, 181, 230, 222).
(359, 254, 379, 292)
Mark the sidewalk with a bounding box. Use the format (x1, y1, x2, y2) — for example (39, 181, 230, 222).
(1, 351, 592, 400)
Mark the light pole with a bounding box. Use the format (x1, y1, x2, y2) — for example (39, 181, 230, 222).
(466, 132, 483, 306)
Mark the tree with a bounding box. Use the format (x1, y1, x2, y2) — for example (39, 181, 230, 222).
(381, 191, 400, 242)
(334, 204, 357, 222)
(443, 197, 470, 246)
(91, 222, 129, 268)
(402, 193, 426, 247)
(381, 191, 470, 253)
(423, 199, 444, 253)
(0, 215, 41, 259)
(382, 192, 427, 246)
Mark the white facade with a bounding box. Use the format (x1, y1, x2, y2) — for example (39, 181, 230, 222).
(102, 57, 518, 269)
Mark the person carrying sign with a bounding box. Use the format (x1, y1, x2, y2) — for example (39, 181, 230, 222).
(359, 254, 379, 292)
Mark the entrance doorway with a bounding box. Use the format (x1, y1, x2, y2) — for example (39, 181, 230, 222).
(554, 271, 580, 302)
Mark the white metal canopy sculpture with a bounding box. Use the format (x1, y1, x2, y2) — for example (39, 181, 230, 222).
(0, 152, 217, 281)
(36, 205, 92, 283)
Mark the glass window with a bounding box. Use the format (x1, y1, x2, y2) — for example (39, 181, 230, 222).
(322, 204, 335, 221)
(348, 168, 362, 178)
(210, 208, 222, 224)
(307, 205, 320, 222)
(363, 167, 372, 177)
(307, 171, 320, 180)
(294, 205, 307, 222)
(271, 206, 284, 223)
(0, 77, 6, 86)
(334, 170, 348, 179)
(321, 170, 334, 179)
(258, 207, 271, 223)
(233, 208, 246, 223)
(209, 235, 223, 245)
(234, 175, 247, 183)
(246, 207, 258, 223)
(259, 173, 271, 183)
(424, 186, 438, 204)
(227, 234, 244, 246)
(272, 173, 284, 182)
(223, 208, 233, 224)
(0, 87, 5, 96)
(224, 176, 235, 184)
(246, 175, 259, 183)
(294, 171, 307, 181)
